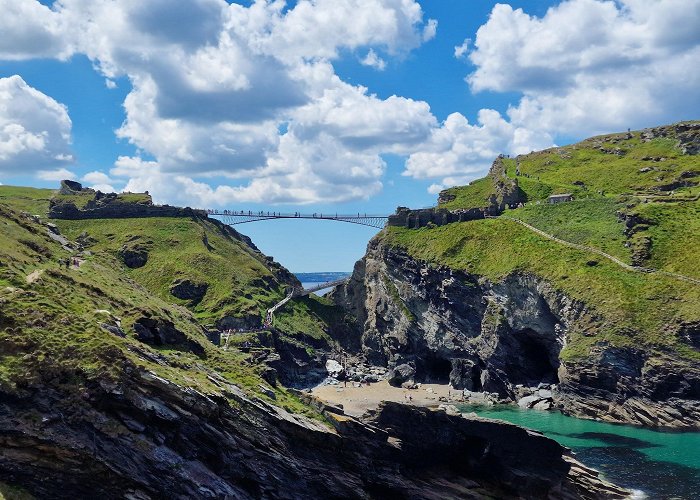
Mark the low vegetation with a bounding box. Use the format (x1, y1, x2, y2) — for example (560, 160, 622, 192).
(0, 188, 327, 421)
(386, 122, 700, 362)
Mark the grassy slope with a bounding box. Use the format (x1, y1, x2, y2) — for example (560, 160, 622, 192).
(0, 185, 333, 342)
(507, 198, 630, 262)
(385, 123, 700, 361)
(385, 221, 700, 361)
(0, 188, 327, 420)
(57, 216, 284, 325)
(433, 123, 700, 278)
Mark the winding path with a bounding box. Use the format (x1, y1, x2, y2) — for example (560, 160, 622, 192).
(263, 277, 351, 328)
(490, 216, 700, 286)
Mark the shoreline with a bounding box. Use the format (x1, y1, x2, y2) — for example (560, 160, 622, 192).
(310, 379, 466, 417)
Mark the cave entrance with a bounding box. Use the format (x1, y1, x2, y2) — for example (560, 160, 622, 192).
(505, 329, 560, 386)
(422, 356, 452, 384)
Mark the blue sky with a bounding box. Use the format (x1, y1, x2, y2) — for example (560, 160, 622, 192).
(1, 0, 698, 272)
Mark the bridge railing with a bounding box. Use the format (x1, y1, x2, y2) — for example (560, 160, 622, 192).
(208, 211, 389, 229)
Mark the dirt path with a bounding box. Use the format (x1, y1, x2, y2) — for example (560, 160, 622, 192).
(494, 216, 700, 286)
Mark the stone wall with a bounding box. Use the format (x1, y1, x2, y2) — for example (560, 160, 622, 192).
(49, 201, 207, 220)
(389, 157, 525, 230)
(387, 206, 486, 228)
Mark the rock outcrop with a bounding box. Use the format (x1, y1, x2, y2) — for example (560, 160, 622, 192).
(119, 241, 150, 268)
(0, 363, 628, 499)
(331, 237, 700, 429)
(170, 278, 209, 303)
(389, 157, 525, 229)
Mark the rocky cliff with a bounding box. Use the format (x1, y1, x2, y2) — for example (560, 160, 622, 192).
(2, 185, 633, 498)
(332, 122, 700, 430)
(331, 235, 700, 429)
(0, 361, 628, 499)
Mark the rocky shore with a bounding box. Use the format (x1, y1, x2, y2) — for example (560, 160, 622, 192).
(0, 363, 630, 499)
(330, 236, 700, 429)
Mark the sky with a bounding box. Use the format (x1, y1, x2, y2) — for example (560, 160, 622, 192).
(1, 0, 699, 272)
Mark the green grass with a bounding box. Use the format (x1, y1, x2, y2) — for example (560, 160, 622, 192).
(0, 190, 328, 422)
(384, 220, 700, 361)
(507, 198, 631, 262)
(115, 192, 152, 204)
(55, 217, 285, 325)
(439, 123, 700, 212)
(273, 295, 335, 342)
(632, 200, 700, 279)
(0, 186, 54, 214)
(439, 177, 497, 211)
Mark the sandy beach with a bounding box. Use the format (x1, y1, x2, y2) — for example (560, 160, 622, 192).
(311, 379, 465, 417)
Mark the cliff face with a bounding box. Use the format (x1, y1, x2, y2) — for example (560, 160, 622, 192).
(0, 363, 627, 499)
(0, 186, 630, 498)
(332, 237, 700, 429)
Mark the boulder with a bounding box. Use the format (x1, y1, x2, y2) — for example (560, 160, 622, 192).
(59, 179, 83, 194)
(533, 399, 553, 411)
(388, 363, 415, 387)
(518, 395, 540, 409)
(133, 317, 203, 355)
(169, 278, 208, 303)
(537, 389, 553, 398)
(119, 244, 149, 268)
(325, 359, 345, 379)
(100, 323, 125, 337)
(258, 384, 276, 399)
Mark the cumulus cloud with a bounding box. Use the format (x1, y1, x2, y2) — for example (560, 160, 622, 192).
(360, 49, 386, 70)
(29, 0, 436, 204)
(404, 110, 552, 182)
(467, 0, 700, 137)
(233, 0, 437, 62)
(0, 0, 73, 60)
(81, 170, 117, 192)
(0, 75, 74, 176)
(37, 167, 77, 181)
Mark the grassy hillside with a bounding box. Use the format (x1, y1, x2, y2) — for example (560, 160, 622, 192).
(385, 220, 700, 361)
(384, 122, 700, 361)
(441, 123, 700, 210)
(0, 186, 335, 421)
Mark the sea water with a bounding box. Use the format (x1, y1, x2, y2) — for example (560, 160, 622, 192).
(459, 405, 700, 499)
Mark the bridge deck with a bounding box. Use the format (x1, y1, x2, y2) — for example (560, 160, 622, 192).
(209, 211, 388, 229)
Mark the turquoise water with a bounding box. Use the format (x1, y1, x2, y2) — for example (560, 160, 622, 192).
(459, 406, 700, 499)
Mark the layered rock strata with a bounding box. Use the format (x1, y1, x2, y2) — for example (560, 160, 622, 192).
(0, 364, 628, 499)
(331, 238, 700, 429)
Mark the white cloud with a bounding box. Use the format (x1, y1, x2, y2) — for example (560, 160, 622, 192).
(404, 110, 552, 181)
(81, 170, 117, 192)
(360, 49, 386, 70)
(26, 0, 435, 204)
(0, 75, 73, 176)
(467, 0, 700, 137)
(454, 38, 469, 59)
(0, 0, 73, 60)
(233, 0, 436, 62)
(37, 167, 77, 181)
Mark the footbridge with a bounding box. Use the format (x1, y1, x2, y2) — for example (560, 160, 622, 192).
(263, 277, 350, 327)
(208, 210, 388, 229)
